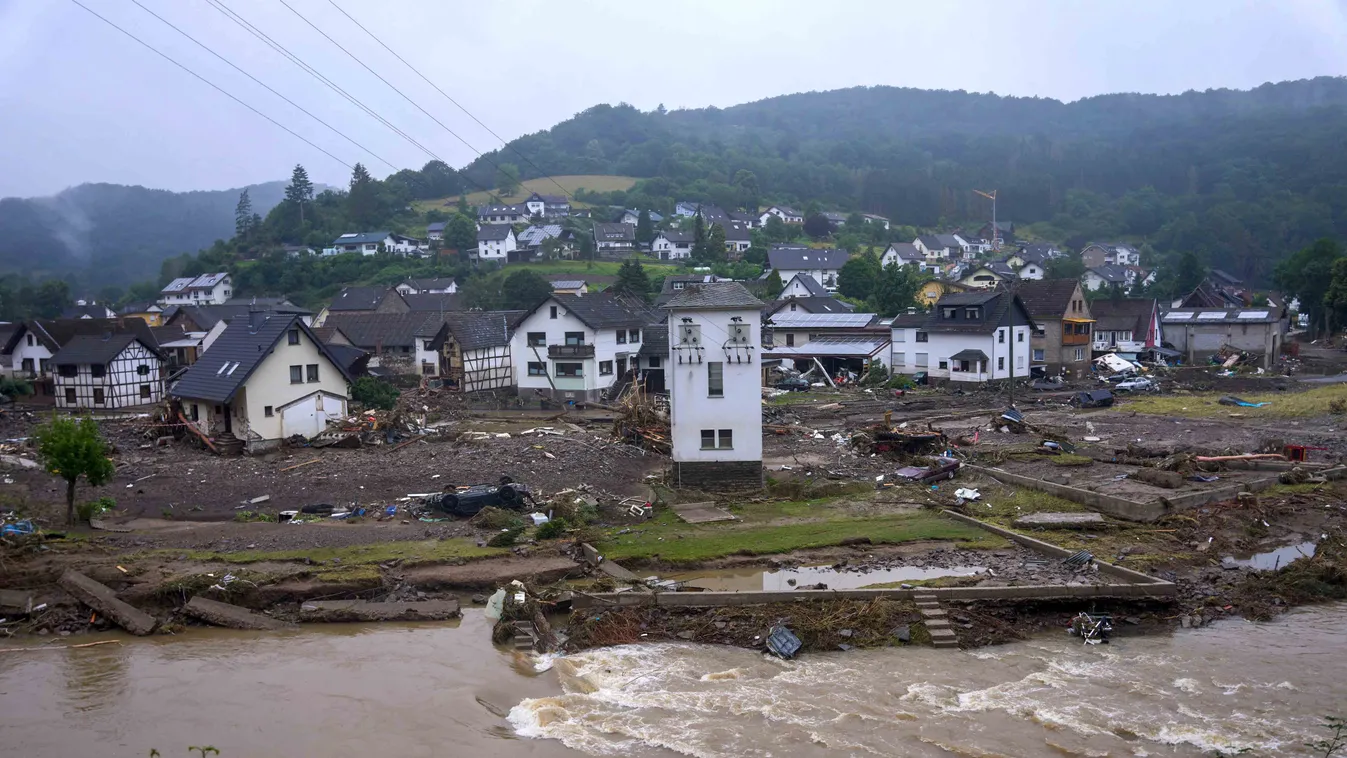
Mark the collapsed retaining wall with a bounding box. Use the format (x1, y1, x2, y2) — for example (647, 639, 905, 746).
(964, 464, 1170, 522)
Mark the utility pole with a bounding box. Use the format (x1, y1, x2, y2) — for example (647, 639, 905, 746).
(974, 189, 998, 251)
(1007, 291, 1015, 408)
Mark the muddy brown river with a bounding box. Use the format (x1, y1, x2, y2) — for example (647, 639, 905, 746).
(3, 605, 1345, 757)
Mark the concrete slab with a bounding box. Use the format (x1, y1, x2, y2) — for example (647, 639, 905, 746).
(599, 560, 640, 582)
(184, 596, 293, 630)
(298, 599, 461, 623)
(0, 589, 35, 614)
(60, 570, 156, 636)
(1013, 512, 1107, 529)
(671, 501, 738, 524)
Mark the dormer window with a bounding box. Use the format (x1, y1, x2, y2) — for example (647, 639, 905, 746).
(966, 307, 981, 319)
(941, 307, 957, 319)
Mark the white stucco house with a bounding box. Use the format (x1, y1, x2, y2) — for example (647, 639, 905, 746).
(477, 204, 530, 225)
(171, 313, 352, 452)
(52, 334, 164, 410)
(329, 231, 426, 256)
(881, 243, 926, 270)
(476, 225, 517, 262)
(652, 230, 695, 260)
(159, 273, 232, 306)
(758, 205, 803, 225)
(510, 292, 656, 403)
(663, 282, 764, 489)
(890, 291, 1036, 383)
(394, 277, 458, 296)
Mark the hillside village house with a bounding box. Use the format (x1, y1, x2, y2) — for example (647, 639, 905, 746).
(652, 230, 695, 260)
(617, 208, 663, 226)
(523, 193, 570, 218)
(1083, 265, 1131, 292)
(164, 299, 314, 334)
(315, 286, 409, 325)
(394, 277, 457, 296)
(118, 302, 165, 326)
(439, 312, 513, 393)
(1015, 279, 1093, 378)
(779, 273, 832, 300)
(890, 291, 1036, 383)
(674, 201, 700, 217)
(1161, 307, 1287, 368)
(767, 246, 849, 289)
(722, 221, 752, 257)
(328, 231, 427, 256)
(516, 225, 571, 259)
(862, 214, 890, 229)
(171, 314, 352, 452)
(959, 261, 1017, 289)
(476, 225, 517, 262)
(425, 221, 447, 241)
(1015, 260, 1045, 280)
(914, 234, 969, 262)
(593, 223, 636, 254)
(159, 273, 232, 306)
(1090, 298, 1160, 354)
(52, 334, 164, 410)
(918, 279, 970, 308)
(978, 221, 1016, 245)
(654, 275, 731, 307)
(664, 282, 765, 489)
(3, 318, 159, 402)
(766, 295, 854, 317)
(550, 280, 588, 295)
(62, 303, 117, 319)
(510, 292, 654, 403)
(1081, 243, 1141, 269)
(881, 242, 927, 271)
(477, 203, 529, 225)
(758, 205, 803, 225)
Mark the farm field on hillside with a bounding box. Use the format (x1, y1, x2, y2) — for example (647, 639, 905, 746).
(414, 175, 639, 212)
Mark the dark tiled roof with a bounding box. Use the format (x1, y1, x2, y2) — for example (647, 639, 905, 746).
(887, 242, 923, 261)
(477, 204, 527, 217)
(477, 225, 514, 241)
(426, 221, 447, 233)
(593, 223, 635, 241)
(1089, 265, 1129, 284)
(890, 312, 928, 328)
(443, 312, 511, 351)
(3, 318, 158, 355)
(720, 221, 752, 241)
(1013, 279, 1080, 316)
(325, 344, 369, 376)
(638, 317, 670, 357)
(925, 291, 1036, 333)
(332, 231, 391, 246)
(552, 292, 656, 329)
(322, 313, 445, 350)
(328, 286, 396, 312)
(768, 297, 854, 315)
(950, 348, 989, 362)
(657, 230, 696, 244)
(402, 293, 463, 313)
(662, 282, 764, 310)
(61, 304, 115, 319)
(1089, 298, 1155, 333)
(51, 333, 152, 366)
(402, 277, 456, 291)
(783, 273, 829, 297)
(171, 315, 349, 404)
(767, 247, 849, 270)
(150, 325, 198, 345)
(171, 301, 311, 331)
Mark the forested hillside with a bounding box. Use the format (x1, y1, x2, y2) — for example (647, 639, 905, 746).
(459, 77, 1347, 283)
(0, 181, 295, 285)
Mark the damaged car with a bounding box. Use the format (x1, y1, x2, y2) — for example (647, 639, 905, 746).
(422, 476, 536, 518)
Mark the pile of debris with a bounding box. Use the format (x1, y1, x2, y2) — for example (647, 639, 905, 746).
(851, 412, 947, 460)
(611, 384, 670, 455)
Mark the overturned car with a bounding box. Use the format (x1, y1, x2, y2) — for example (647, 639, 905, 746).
(421, 476, 536, 518)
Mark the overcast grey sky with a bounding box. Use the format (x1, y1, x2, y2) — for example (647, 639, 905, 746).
(2, 0, 1346, 198)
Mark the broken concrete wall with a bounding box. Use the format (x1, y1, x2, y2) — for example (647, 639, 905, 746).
(965, 464, 1168, 522)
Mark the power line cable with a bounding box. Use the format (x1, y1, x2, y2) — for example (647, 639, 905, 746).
(126, 0, 396, 170)
(201, 0, 444, 168)
(274, 0, 514, 189)
(67, 0, 353, 169)
(324, 0, 573, 201)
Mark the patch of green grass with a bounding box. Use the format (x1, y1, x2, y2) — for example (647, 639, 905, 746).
(975, 488, 1087, 525)
(167, 539, 505, 567)
(1121, 383, 1347, 418)
(1050, 454, 1095, 467)
(595, 512, 1003, 564)
(413, 174, 639, 212)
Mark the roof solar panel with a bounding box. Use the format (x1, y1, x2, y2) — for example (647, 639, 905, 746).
(1236, 310, 1269, 319)
(1163, 312, 1194, 321)
(1197, 311, 1228, 320)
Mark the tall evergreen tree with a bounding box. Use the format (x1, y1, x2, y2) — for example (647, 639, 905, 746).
(234, 189, 254, 238)
(347, 163, 381, 229)
(612, 258, 650, 300)
(284, 164, 315, 225)
(691, 212, 709, 259)
(706, 223, 728, 262)
(635, 209, 654, 245)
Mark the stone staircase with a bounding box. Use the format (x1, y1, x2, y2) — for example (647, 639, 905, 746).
(914, 593, 959, 649)
(511, 620, 538, 651)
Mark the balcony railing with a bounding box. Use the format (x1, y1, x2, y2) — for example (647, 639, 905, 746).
(1062, 332, 1091, 346)
(548, 344, 595, 358)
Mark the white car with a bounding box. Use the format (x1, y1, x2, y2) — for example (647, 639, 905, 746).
(1114, 377, 1158, 393)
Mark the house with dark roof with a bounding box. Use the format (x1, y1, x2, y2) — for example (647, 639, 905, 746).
(516, 225, 572, 259)
(321, 312, 450, 376)
(593, 223, 636, 255)
(881, 242, 926, 271)
(652, 229, 696, 260)
(654, 274, 730, 306)
(160, 273, 233, 306)
(171, 313, 353, 452)
(510, 292, 657, 402)
(661, 282, 765, 489)
(1083, 265, 1131, 292)
(163, 299, 313, 333)
(151, 324, 206, 369)
(1014, 279, 1093, 377)
(3, 317, 160, 402)
(118, 302, 166, 326)
(779, 272, 830, 299)
(441, 312, 514, 393)
(1089, 298, 1159, 354)
(1081, 242, 1140, 269)
(477, 204, 529, 225)
(914, 235, 968, 261)
(616, 208, 664, 226)
(766, 246, 849, 290)
(978, 221, 1016, 245)
(1161, 307, 1286, 368)
(395, 277, 458, 296)
(766, 296, 856, 318)
(476, 224, 517, 262)
(758, 205, 803, 225)
(61, 303, 117, 320)
(426, 221, 448, 241)
(958, 261, 1018, 289)
(317, 287, 409, 325)
(719, 220, 752, 258)
(327, 232, 427, 257)
(401, 293, 464, 314)
(890, 291, 1037, 383)
(550, 280, 588, 295)
(52, 333, 164, 410)
(1016, 242, 1062, 263)
(524, 192, 570, 218)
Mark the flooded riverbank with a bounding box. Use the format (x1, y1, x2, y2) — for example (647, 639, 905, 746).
(4, 605, 1346, 757)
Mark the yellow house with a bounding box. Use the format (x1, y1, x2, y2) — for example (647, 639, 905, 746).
(918, 279, 969, 307)
(119, 303, 165, 326)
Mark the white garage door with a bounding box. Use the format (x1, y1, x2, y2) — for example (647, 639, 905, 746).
(281, 394, 330, 439)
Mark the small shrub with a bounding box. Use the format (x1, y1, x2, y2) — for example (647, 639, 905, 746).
(575, 503, 600, 525)
(887, 375, 915, 390)
(1329, 398, 1346, 415)
(233, 510, 272, 523)
(0, 376, 34, 398)
(470, 506, 525, 530)
(75, 496, 116, 523)
(486, 526, 524, 547)
(351, 376, 400, 411)
(536, 517, 569, 540)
